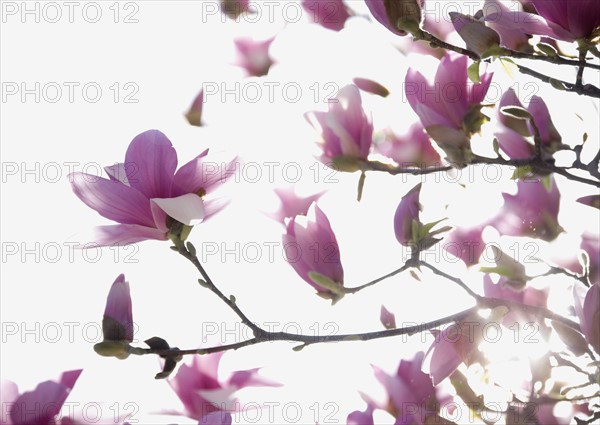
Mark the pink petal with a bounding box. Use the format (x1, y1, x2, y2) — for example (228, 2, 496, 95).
(302, 0, 350, 32)
(199, 411, 232, 425)
(428, 336, 462, 385)
(124, 130, 178, 199)
(152, 194, 205, 226)
(103, 274, 134, 342)
(173, 154, 238, 198)
(90, 224, 168, 247)
(227, 369, 281, 388)
(70, 173, 155, 227)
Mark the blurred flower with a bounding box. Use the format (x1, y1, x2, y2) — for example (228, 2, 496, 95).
(491, 177, 562, 241)
(185, 89, 204, 127)
(305, 85, 373, 172)
(406, 53, 493, 165)
(168, 352, 280, 422)
(442, 224, 487, 267)
(483, 0, 600, 42)
(375, 122, 442, 168)
(351, 352, 450, 424)
(301, 0, 351, 31)
(449, 12, 500, 57)
(380, 305, 396, 329)
(70, 130, 236, 246)
(283, 204, 345, 302)
(267, 187, 324, 225)
(233, 37, 275, 77)
(364, 0, 423, 35)
(573, 282, 600, 354)
(352, 77, 390, 97)
(581, 233, 600, 286)
(94, 274, 134, 360)
(1, 370, 82, 425)
(220, 0, 251, 19)
(394, 183, 422, 247)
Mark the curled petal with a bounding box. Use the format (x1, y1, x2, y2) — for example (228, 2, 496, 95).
(152, 194, 205, 226)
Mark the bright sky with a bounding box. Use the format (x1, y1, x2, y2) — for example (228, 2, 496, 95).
(1, 1, 599, 424)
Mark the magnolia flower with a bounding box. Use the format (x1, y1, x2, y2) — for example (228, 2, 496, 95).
(220, 0, 251, 19)
(301, 0, 351, 32)
(348, 352, 450, 424)
(495, 89, 563, 159)
(168, 352, 279, 422)
(394, 183, 422, 247)
(233, 37, 275, 77)
(375, 122, 442, 168)
(93, 274, 134, 360)
(185, 89, 204, 127)
(480, 246, 529, 290)
(70, 130, 236, 246)
(491, 177, 562, 241)
(305, 85, 373, 171)
(1, 370, 82, 425)
(573, 282, 600, 354)
(483, 0, 600, 42)
(406, 53, 493, 165)
(364, 0, 423, 35)
(282, 204, 345, 301)
(267, 187, 324, 225)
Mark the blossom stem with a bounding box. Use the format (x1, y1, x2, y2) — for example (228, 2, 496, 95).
(417, 260, 481, 299)
(343, 263, 411, 294)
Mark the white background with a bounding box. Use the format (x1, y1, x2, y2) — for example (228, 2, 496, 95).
(1, 1, 599, 424)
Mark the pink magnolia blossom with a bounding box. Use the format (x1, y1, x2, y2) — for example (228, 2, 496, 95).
(1, 370, 82, 425)
(220, 0, 251, 19)
(581, 233, 600, 286)
(406, 54, 492, 131)
(491, 177, 562, 241)
(102, 274, 133, 343)
(305, 85, 373, 170)
(375, 122, 442, 168)
(442, 224, 487, 267)
(364, 0, 423, 36)
(233, 37, 275, 77)
(267, 187, 324, 225)
(282, 204, 345, 301)
(406, 54, 492, 164)
(168, 352, 279, 422)
(449, 12, 501, 57)
(573, 282, 600, 354)
(301, 0, 351, 32)
(70, 130, 236, 247)
(483, 0, 600, 42)
(394, 183, 421, 247)
(185, 89, 204, 127)
(349, 352, 449, 424)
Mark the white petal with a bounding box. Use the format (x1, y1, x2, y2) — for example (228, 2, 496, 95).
(151, 194, 205, 226)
